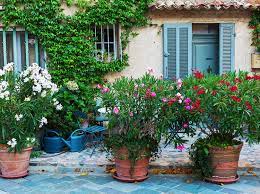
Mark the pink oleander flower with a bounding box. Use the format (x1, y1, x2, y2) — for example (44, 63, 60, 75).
(177, 78, 182, 89)
(101, 87, 110, 94)
(183, 123, 189, 128)
(97, 84, 103, 89)
(129, 112, 133, 117)
(113, 107, 120, 115)
(147, 67, 154, 74)
(151, 92, 156, 97)
(162, 98, 168, 103)
(184, 98, 191, 105)
(176, 144, 185, 152)
(185, 105, 193, 110)
(134, 84, 139, 90)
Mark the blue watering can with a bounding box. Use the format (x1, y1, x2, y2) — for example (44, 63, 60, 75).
(43, 130, 65, 153)
(62, 129, 87, 152)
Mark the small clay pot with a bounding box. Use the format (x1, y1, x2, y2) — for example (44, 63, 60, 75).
(205, 143, 243, 184)
(113, 147, 149, 183)
(0, 146, 32, 179)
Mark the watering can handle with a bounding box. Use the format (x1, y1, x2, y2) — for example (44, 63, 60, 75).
(45, 130, 60, 137)
(61, 138, 72, 149)
(70, 129, 85, 137)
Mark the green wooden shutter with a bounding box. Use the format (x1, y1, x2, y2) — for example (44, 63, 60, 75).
(220, 23, 235, 74)
(163, 24, 192, 79)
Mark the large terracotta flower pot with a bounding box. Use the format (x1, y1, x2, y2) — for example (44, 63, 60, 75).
(0, 146, 32, 179)
(205, 143, 243, 184)
(113, 147, 149, 183)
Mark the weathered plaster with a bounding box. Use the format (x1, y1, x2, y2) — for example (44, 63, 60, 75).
(105, 9, 255, 81)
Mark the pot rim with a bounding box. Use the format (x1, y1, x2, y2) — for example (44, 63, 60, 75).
(0, 146, 33, 153)
(209, 142, 243, 151)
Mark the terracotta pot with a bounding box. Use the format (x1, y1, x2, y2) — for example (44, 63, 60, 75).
(0, 146, 32, 179)
(205, 143, 243, 184)
(113, 147, 149, 182)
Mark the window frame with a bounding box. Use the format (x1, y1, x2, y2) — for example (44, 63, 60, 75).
(0, 27, 46, 71)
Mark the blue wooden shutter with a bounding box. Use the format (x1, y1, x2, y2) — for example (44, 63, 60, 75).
(163, 24, 192, 79)
(220, 23, 235, 74)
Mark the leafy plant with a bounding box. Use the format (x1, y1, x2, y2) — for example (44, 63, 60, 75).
(184, 71, 260, 177)
(0, 0, 153, 86)
(46, 81, 96, 134)
(0, 63, 59, 152)
(249, 9, 260, 52)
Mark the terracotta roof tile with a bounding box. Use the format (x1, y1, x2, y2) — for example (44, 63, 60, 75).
(151, 0, 260, 10)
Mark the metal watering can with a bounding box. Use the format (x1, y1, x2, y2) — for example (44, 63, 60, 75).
(43, 130, 65, 153)
(61, 129, 87, 152)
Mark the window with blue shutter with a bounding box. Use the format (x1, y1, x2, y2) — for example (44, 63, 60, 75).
(0, 28, 46, 71)
(163, 24, 192, 79)
(219, 23, 235, 74)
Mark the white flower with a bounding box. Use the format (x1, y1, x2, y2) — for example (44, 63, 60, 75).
(24, 77, 29, 83)
(3, 63, 14, 72)
(53, 99, 59, 106)
(41, 90, 47, 97)
(176, 93, 182, 98)
(0, 69, 4, 76)
(32, 84, 42, 93)
(56, 104, 63, 111)
(0, 81, 8, 91)
(178, 99, 183, 104)
(15, 114, 23, 121)
(24, 97, 31, 102)
(7, 138, 17, 148)
(66, 81, 79, 91)
(39, 117, 48, 128)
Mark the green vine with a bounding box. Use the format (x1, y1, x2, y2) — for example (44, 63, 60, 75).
(0, 0, 153, 85)
(249, 9, 260, 52)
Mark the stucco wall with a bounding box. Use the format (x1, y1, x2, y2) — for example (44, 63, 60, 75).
(105, 9, 254, 81)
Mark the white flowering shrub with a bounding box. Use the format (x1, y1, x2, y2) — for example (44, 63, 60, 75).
(0, 63, 60, 152)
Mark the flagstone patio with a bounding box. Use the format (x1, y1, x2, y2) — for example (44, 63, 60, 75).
(0, 173, 259, 194)
(30, 136, 260, 176)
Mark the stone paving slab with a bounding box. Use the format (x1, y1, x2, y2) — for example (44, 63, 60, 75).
(0, 173, 259, 194)
(30, 137, 260, 175)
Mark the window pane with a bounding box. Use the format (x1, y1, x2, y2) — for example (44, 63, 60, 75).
(17, 31, 26, 70)
(28, 34, 36, 64)
(109, 43, 114, 53)
(0, 32, 4, 67)
(96, 27, 102, 42)
(6, 32, 13, 63)
(104, 27, 108, 42)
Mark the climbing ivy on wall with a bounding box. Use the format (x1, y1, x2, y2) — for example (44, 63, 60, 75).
(0, 0, 154, 85)
(249, 9, 260, 52)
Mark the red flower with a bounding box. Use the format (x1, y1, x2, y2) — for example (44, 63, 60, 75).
(225, 81, 230, 86)
(193, 71, 204, 79)
(254, 75, 260, 80)
(234, 78, 242, 83)
(219, 80, 225, 85)
(230, 85, 238, 92)
(197, 89, 205, 95)
(192, 99, 201, 110)
(193, 86, 199, 90)
(246, 75, 254, 80)
(212, 90, 217, 96)
(231, 96, 241, 103)
(219, 80, 230, 86)
(168, 98, 176, 106)
(245, 101, 252, 110)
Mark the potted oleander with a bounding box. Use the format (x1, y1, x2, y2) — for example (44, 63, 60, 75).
(98, 70, 189, 182)
(186, 71, 260, 184)
(0, 63, 59, 178)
